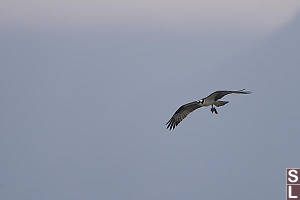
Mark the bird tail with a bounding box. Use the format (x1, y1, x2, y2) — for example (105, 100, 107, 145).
(214, 101, 229, 107)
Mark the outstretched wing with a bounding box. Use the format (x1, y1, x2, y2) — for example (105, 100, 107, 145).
(205, 89, 251, 101)
(166, 101, 202, 130)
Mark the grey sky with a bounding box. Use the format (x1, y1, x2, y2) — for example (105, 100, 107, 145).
(1, 0, 300, 32)
(1, 2, 300, 200)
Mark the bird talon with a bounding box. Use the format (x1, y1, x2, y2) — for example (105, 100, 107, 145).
(211, 107, 218, 114)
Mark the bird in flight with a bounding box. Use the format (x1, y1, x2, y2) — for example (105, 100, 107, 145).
(166, 89, 251, 130)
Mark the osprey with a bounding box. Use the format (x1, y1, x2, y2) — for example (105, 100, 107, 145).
(166, 89, 251, 130)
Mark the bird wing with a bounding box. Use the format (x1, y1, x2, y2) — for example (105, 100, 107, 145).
(166, 101, 202, 130)
(205, 89, 251, 101)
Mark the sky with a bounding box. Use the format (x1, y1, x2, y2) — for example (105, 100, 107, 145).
(1, 0, 300, 32)
(1, 1, 300, 200)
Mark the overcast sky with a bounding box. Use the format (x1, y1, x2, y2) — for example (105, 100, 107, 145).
(1, 1, 300, 200)
(1, 0, 300, 32)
